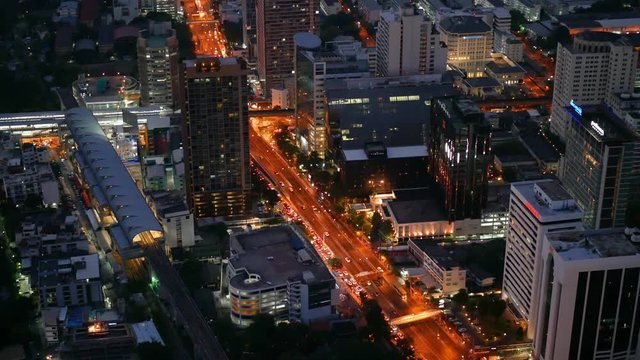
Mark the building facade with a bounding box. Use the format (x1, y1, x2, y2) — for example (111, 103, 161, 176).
(429, 97, 491, 221)
(409, 240, 467, 295)
(559, 105, 640, 229)
(550, 31, 638, 141)
(533, 229, 640, 360)
(439, 16, 493, 78)
(502, 180, 583, 338)
(376, 5, 447, 77)
(294, 33, 371, 157)
(256, 0, 317, 93)
(137, 21, 180, 110)
(180, 58, 251, 218)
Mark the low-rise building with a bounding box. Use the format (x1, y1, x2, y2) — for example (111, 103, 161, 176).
(72, 74, 140, 110)
(493, 30, 524, 62)
(61, 322, 136, 360)
(358, 0, 383, 23)
(485, 54, 525, 86)
(227, 226, 336, 327)
(408, 240, 467, 295)
(146, 191, 195, 249)
(461, 77, 503, 99)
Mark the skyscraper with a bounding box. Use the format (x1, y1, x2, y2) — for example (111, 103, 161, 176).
(550, 31, 638, 141)
(429, 97, 491, 220)
(502, 180, 583, 338)
(137, 21, 179, 110)
(533, 228, 640, 360)
(256, 0, 317, 93)
(154, 0, 177, 17)
(241, 0, 257, 55)
(180, 57, 251, 218)
(376, 5, 447, 77)
(559, 104, 640, 229)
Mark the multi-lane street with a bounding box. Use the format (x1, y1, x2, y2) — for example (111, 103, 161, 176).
(183, 0, 228, 57)
(250, 124, 466, 360)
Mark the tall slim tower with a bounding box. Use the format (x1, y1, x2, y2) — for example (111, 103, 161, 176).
(376, 5, 447, 77)
(501, 180, 583, 339)
(429, 97, 491, 220)
(256, 0, 317, 93)
(137, 21, 179, 110)
(180, 57, 251, 218)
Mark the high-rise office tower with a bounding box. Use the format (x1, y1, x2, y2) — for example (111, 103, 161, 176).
(137, 21, 179, 110)
(256, 0, 317, 93)
(376, 5, 447, 77)
(502, 180, 583, 339)
(532, 228, 640, 360)
(550, 31, 638, 141)
(241, 0, 257, 55)
(438, 16, 493, 78)
(559, 104, 640, 229)
(180, 57, 251, 218)
(429, 97, 491, 220)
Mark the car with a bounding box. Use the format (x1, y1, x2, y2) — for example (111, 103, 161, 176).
(377, 266, 384, 273)
(345, 257, 351, 263)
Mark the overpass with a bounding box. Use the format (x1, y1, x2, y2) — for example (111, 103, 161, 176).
(478, 96, 551, 110)
(389, 310, 440, 326)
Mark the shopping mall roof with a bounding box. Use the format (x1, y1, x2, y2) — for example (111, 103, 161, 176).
(66, 108, 162, 247)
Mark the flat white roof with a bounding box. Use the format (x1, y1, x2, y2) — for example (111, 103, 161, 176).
(132, 320, 164, 345)
(71, 253, 100, 280)
(342, 145, 428, 161)
(66, 108, 162, 247)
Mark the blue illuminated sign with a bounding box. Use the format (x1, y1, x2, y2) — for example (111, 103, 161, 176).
(570, 100, 582, 116)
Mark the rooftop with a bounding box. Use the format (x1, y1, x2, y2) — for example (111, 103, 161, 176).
(229, 226, 333, 291)
(511, 179, 583, 223)
(410, 241, 460, 269)
(341, 145, 428, 162)
(485, 59, 525, 75)
(547, 229, 640, 261)
(564, 104, 637, 143)
(387, 188, 447, 224)
(440, 16, 492, 34)
(463, 77, 502, 88)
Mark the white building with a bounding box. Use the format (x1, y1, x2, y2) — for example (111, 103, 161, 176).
(376, 5, 447, 77)
(494, 29, 524, 62)
(532, 228, 640, 360)
(502, 180, 583, 339)
(408, 240, 467, 295)
(227, 226, 336, 327)
(503, 0, 541, 21)
(439, 15, 493, 78)
(550, 31, 638, 141)
(320, 0, 341, 16)
(146, 191, 195, 249)
(38, 253, 102, 308)
(113, 0, 139, 24)
(137, 21, 179, 110)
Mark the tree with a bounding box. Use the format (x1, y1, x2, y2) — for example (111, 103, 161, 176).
(328, 257, 343, 269)
(24, 193, 42, 209)
(516, 326, 525, 340)
(378, 220, 394, 241)
(510, 9, 527, 32)
(452, 289, 468, 306)
(180, 257, 203, 291)
(362, 299, 391, 340)
(136, 342, 172, 360)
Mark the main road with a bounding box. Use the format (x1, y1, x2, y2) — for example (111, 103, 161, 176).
(250, 124, 466, 360)
(183, 0, 228, 57)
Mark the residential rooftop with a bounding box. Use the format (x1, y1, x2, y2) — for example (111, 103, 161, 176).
(386, 188, 447, 224)
(410, 241, 460, 270)
(439, 16, 492, 34)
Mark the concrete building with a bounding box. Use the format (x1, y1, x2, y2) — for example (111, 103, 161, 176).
(429, 97, 491, 221)
(504, 0, 540, 21)
(38, 254, 102, 308)
(72, 74, 140, 110)
(358, 0, 383, 23)
(409, 240, 467, 294)
(154, 0, 177, 17)
(559, 105, 640, 230)
(227, 226, 336, 327)
(484, 53, 525, 86)
(320, 0, 341, 16)
(325, 75, 457, 151)
(550, 31, 638, 141)
(339, 144, 429, 196)
(439, 16, 493, 77)
(532, 228, 640, 359)
(146, 191, 195, 249)
(61, 322, 136, 360)
(256, 0, 317, 93)
(376, 5, 447, 77)
(137, 21, 179, 110)
(180, 58, 251, 218)
(294, 33, 371, 157)
(502, 180, 583, 338)
(493, 29, 524, 62)
(241, 0, 257, 57)
(0, 138, 59, 207)
(113, 0, 139, 24)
